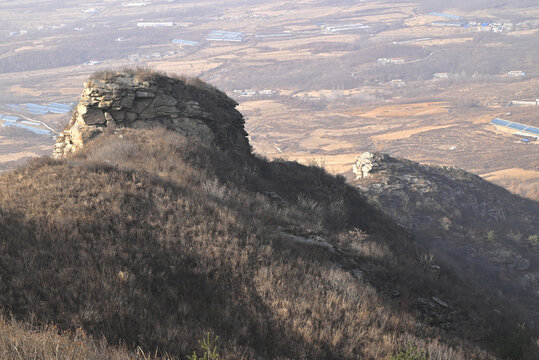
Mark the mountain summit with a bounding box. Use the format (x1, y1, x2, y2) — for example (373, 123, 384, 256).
(53, 69, 250, 158)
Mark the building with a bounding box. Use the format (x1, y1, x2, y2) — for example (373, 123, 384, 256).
(508, 71, 526, 77)
(378, 58, 405, 65)
(9, 30, 27, 36)
(137, 22, 175, 28)
(128, 54, 140, 62)
(392, 38, 431, 45)
(321, 23, 370, 33)
(509, 100, 537, 106)
(123, 1, 151, 6)
(206, 30, 244, 42)
(390, 79, 405, 88)
(255, 33, 292, 39)
(491, 118, 539, 139)
(429, 12, 461, 20)
(433, 73, 449, 80)
(431, 22, 465, 27)
(389, 58, 405, 64)
(172, 39, 199, 46)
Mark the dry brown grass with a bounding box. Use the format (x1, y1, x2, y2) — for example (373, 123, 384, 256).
(89, 67, 212, 91)
(0, 315, 174, 359)
(0, 127, 535, 359)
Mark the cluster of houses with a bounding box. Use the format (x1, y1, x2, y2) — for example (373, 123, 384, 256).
(428, 12, 513, 32)
(8, 22, 68, 37)
(431, 21, 512, 32)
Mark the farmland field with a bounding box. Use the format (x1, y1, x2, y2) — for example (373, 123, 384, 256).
(0, 0, 537, 198)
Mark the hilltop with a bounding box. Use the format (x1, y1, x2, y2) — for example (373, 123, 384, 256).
(53, 68, 250, 158)
(0, 70, 537, 359)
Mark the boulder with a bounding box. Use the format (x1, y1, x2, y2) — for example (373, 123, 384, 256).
(81, 109, 106, 125)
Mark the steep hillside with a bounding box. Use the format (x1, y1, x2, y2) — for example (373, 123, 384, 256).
(0, 71, 536, 359)
(353, 152, 539, 334)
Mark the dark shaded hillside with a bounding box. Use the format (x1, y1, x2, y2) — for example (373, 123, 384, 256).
(0, 128, 534, 359)
(353, 152, 539, 337)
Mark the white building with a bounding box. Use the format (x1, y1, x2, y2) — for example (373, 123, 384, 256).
(390, 79, 405, 88)
(508, 70, 526, 77)
(433, 73, 449, 79)
(123, 1, 151, 6)
(137, 22, 175, 28)
(389, 58, 405, 64)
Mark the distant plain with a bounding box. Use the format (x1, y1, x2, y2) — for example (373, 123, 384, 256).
(0, 0, 537, 198)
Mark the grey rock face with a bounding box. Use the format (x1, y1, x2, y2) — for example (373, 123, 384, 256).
(53, 72, 250, 158)
(82, 109, 106, 125)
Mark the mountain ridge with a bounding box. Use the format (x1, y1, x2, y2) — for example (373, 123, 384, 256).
(0, 70, 536, 359)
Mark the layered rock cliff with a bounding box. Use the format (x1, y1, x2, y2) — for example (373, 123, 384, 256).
(53, 70, 250, 158)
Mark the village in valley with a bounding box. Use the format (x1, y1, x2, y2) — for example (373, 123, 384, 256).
(0, 0, 538, 199)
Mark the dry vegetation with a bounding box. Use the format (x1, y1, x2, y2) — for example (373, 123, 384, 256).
(0, 127, 536, 359)
(0, 316, 165, 360)
(89, 67, 215, 93)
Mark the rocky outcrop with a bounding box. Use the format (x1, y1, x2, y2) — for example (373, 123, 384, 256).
(352, 152, 388, 179)
(352, 151, 539, 330)
(53, 71, 250, 158)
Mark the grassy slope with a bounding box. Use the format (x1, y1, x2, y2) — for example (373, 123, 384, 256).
(0, 127, 534, 359)
(0, 316, 148, 360)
